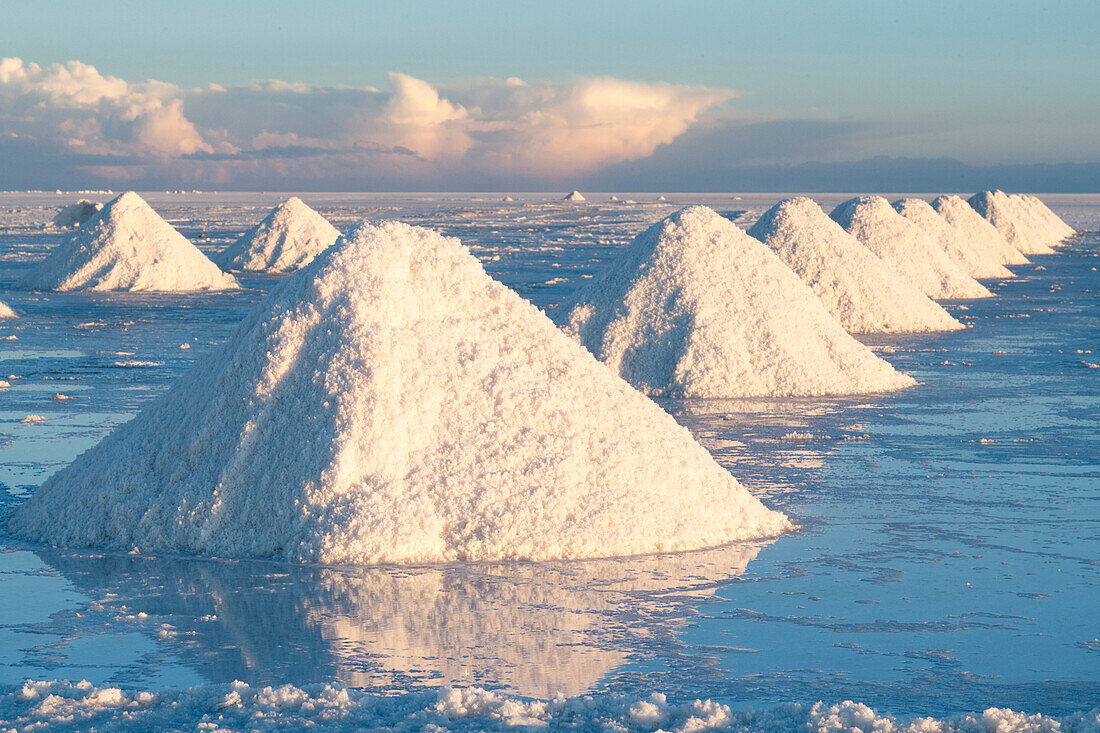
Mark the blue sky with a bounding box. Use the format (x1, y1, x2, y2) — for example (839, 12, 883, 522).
(2, 1, 1098, 189)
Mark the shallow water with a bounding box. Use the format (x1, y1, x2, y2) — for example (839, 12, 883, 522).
(0, 193, 1097, 728)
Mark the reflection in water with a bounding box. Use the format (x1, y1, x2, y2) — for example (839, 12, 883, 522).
(34, 541, 768, 698)
(664, 396, 877, 500)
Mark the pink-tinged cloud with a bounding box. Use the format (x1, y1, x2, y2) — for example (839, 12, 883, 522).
(0, 58, 210, 158)
(0, 57, 735, 187)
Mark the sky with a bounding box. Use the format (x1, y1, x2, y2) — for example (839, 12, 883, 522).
(2, 0, 1098, 191)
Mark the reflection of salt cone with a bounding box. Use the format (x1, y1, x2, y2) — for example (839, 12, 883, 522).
(312, 569, 625, 697)
(35, 540, 767, 698)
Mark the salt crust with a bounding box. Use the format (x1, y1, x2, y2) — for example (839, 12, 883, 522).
(555, 206, 916, 397)
(9, 220, 788, 564)
(892, 198, 1014, 280)
(831, 196, 991, 300)
(931, 195, 1030, 266)
(3, 680, 1097, 732)
(749, 198, 962, 333)
(19, 192, 238, 292)
(213, 197, 341, 273)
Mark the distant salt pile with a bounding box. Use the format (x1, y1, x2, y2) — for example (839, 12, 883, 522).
(213, 197, 340, 273)
(563, 190, 586, 202)
(19, 192, 238, 292)
(1017, 194, 1075, 242)
(931, 195, 1029, 266)
(968, 190, 1060, 255)
(892, 198, 1014, 280)
(9, 220, 789, 563)
(831, 196, 991, 300)
(748, 198, 962, 334)
(51, 199, 102, 228)
(554, 206, 915, 398)
(0, 301, 16, 319)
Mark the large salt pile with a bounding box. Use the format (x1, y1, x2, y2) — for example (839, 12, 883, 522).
(0, 301, 16, 319)
(968, 190, 1059, 255)
(9, 220, 789, 564)
(931, 195, 1029, 266)
(563, 190, 586, 202)
(831, 196, 991, 299)
(748, 198, 962, 334)
(1017, 194, 1075, 242)
(892, 198, 1014, 280)
(553, 206, 915, 398)
(19, 192, 238, 292)
(51, 199, 102, 228)
(213, 197, 341, 272)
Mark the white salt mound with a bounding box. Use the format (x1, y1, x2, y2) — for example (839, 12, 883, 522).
(553, 206, 916, 398)
(9, 220, 789, 564)
(748, 198, 962, 334)
(1017, 194, 1075, 242)
(0, 301, 15, 319)
(931, 195, 1029, 266)
(563, 190, 586, 202)
(51, 199, 102, 228)
(19, 192, 238, 292)
(968, 190, 1059, 255)
(892, 198, 1014, 280)
(831, 196, 991, 300)
(213, 197, 341, 273)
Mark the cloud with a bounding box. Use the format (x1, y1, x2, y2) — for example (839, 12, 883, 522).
(0, 57, 734, 188)
(378, 72, 470, 159)
(0, 57, 209, 158)
(586, 116, 888, 189)
(449, 77, 733, 178)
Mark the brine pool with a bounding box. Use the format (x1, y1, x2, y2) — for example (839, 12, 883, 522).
(0, 193, 1096, 731)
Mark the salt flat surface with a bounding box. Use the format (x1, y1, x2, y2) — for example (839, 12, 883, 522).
(0, 192, 1097, 730)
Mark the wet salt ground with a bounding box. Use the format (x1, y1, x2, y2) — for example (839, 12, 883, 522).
(0, 194, 1096, 720)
